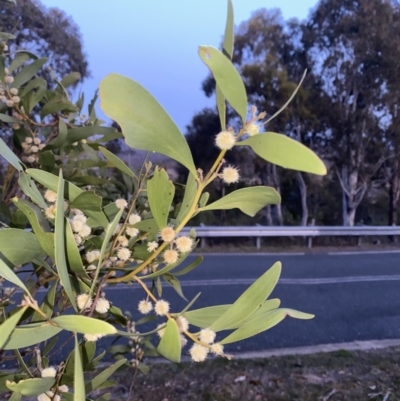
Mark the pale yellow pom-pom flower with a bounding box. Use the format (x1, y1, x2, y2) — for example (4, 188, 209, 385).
(44, 205, 56, 219)
(76, 293, 92, 310)
(210, 343, 224, 355)
(41, 367, 57, 378)
(138, 300, 153, 314)
(199, 328, 216, 344)
(222, 166, 240, 184)
(128, 213, 141, 224)
(126, 227, 139, 237)
(86, 250, 100, 263)
(44, 190, 57, 203)
(163, 249, 179, 265)
(147, 241, 159, 252)
(154, 299, 170, 316)
(115, 198, 128, 210)
(189, 343, 209, 362)
(78, 224, 91, 238)
(176, 316, 189, 333)
(37, 392, 60, 401)
(117, 247, 131, 261)
(160, 226, 175, 242)
(72, 213, 87, 223)
(245, 122, 259, 136)
(175, 236, 194, 253)
(95, 298, 110, 314)
(215, 130, 236, 150)
(84, 333, 104, 342)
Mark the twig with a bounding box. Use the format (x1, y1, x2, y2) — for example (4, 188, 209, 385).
(323, 389, 338, 401)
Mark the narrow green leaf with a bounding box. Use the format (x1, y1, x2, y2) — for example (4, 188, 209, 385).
(216, 0, 234, 129)
(238, 133, 327, 175)
(147, 167, 175, 229)
(103, 202, 120, 222)
(0, 113, 20, 123)
(174, 256, 203, 276)
(18, 172, 47, 209)
(31, 279, 58, 322)
(0, 137, 24, 171)
(0, 228, 45, 266)
(66, 126, 116, 144)
(6, 377, 54, 396)
(74, 334, 86, 401)
(220, 309, 287, 344)
(54, 170, 77, 312)
(8, 392, 22, 401)
(0, 307, 28, 350)
(132, 218, 159, 234)
(85, 358, 126, 393)
(210, 262, 281, 331)
(176, 173, 197, 224)
(70, 191, 103, 212)
(0, 258, 31, 298)
(60, 72, 81, 88)
(280, 308, 315, 319)
(88, 209, 123, 304)
(199, 192, 209, 208)
(198, 46, 247, 123)
(233, 298, 281, 326)
(12, 58, 48, 89)
(44, 118, 68, 150)
(163, 274, 187, 301)
(198, 186, 280, 217)
(40, 98, 77, 119)
(65, 222, 89, 278)
(99, 73, 197, 176)
(265, 69, 307, 124)
(99, 146, 137, 179)
(19, 77, 47, 97)
(184, 305, 231, 328)
(157, 319, 181, 363)
(52, 316, 117, 335)
(13, 198, 54, 258)
(9, 52, 31, 72)
(2, 322, 62, 350)
(27, 169, 108, 227)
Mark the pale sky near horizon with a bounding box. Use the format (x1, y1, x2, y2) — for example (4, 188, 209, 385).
(40, 0, 318, 131)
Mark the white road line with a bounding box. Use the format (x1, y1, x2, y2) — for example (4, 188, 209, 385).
(328, 250, 400, 255)
(32, 274, 400, 293)
(192, 252, 306, 257)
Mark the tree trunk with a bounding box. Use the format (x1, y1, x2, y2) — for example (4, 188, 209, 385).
(265, 205, 273, 226)
(271, 165, 283, 226)
(339, 165, 366, 226)
(388, 161, 400, 227)
(296, 171, 308, 226)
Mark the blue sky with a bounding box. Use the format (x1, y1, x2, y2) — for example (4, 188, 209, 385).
(40, 0, 318, 131)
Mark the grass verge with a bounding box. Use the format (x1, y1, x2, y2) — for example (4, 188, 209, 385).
(105, 346, 400, 400)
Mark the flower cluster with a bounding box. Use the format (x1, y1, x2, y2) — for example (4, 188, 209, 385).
(0, 68, 20, 109)
(21, 136, 45, 164)
(69, 211, 91, 245)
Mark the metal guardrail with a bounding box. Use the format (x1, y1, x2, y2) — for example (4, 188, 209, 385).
(180, 226, 400, 249)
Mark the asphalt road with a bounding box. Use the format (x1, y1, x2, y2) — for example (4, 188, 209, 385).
(101, 251, 400, 355)
(5, 251, 400, 364)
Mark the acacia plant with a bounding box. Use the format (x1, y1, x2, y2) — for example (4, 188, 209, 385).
(0, 1, 326, 400)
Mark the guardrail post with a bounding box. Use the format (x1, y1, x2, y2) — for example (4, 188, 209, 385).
(357, 236, 362, 246)
(307, 236, 312, 248)
(256, 237, 261, 250)
(200, 237, 205, 248)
